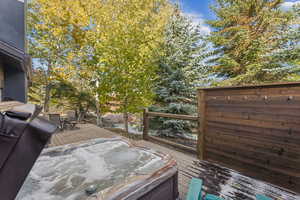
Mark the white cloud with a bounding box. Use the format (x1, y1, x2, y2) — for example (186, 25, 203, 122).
(280, 1, 300, 11)
(184, 12, 211, 35)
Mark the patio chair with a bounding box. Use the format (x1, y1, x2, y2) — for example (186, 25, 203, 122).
(62, 110, 77, 130)
(66, 110, 76, 121)
(186, 178, 273, 200)
(48, 113, 63, 130)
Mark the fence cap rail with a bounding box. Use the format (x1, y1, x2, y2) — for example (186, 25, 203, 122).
(147, 111, 198, 121)
(197, 81, 300, 91)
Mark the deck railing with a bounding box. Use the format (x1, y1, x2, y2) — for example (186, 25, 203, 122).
(142, 108, 204, 158)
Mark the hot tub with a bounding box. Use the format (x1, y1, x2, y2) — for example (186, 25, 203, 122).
(16, 138, 178, 200)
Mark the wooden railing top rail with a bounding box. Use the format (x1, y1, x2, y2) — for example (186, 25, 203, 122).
(146, 111, 198, 121)
(197, 81, 300, 91)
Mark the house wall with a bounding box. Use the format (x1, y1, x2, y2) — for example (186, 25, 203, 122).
(0, 61, 4, 87)
(3, 66, 27, 103)
(0, 0, 28, 103)
(198, 82, 300, 193)
(0, 0, 25, 51)
(0, 61, 4, 101)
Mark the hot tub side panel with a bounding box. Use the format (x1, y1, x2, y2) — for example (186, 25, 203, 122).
(137, 171, 179, 200)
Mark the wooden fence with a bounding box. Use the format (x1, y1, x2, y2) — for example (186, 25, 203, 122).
(198, 82, 300, 192)
(143, 82, 300, 192)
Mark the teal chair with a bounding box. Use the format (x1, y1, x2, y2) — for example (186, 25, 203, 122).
(256, 194, 272, 200)
(204, 194, 224, 200)
(186, 178, 273, 200)
(186, 178, 203, 200)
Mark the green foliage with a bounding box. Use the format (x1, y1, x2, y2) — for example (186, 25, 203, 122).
(27, 0, 90, 112)
(28, 0, 172, 123)
(28, 68, 47, 106)
(206, 0, 297, 85)
(94, 0, 172, 116)
(268, 4, 300, 81)
(51, 76, 96, 118)
(150, 10, 207, 138)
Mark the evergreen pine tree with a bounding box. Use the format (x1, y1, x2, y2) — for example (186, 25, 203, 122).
(268, 4, 300, 81)
(206, 0, 295, 85)
(150, 10, 208, 140)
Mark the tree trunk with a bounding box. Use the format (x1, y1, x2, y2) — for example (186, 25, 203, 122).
(124, 112, 129, 134)
(43, 84, 51, 113)
(79, 105, 89, 121)
(43, 61, 52, 113)
(94, 81, 103, 127)
(77, 104, 85, 122)
(96, 103, 102, 127)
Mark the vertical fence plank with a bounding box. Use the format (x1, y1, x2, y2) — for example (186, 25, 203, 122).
(197, 90, 206, 160)
(143, 108, 149, 140)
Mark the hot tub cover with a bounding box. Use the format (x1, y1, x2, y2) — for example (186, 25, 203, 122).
(16, 137, 177, 200)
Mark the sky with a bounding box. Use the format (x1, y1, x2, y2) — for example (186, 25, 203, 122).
(178, 0, 300, 34)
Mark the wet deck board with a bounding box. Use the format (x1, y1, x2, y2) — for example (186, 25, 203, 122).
(182, 160, 299, 200)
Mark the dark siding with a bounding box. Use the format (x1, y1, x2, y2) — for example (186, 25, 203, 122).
(0, 0, 25, 51)
(3, 66, 27, 103)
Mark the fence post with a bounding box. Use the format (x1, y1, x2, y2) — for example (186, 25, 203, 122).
(197, 89, 206, 160)
(143, 108, 149, 140)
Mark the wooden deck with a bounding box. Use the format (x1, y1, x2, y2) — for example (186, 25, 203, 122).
(49, 124, 196, 199)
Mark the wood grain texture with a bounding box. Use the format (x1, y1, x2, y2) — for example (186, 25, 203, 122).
(198, 90, 206, 160)
(199, 83, 300, 193)
(147, 111, 198, 121)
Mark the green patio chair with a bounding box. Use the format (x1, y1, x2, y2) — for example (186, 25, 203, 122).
(186, 178, 273, 200)
(204, 194, 224, 200)
(186, 178, 203, 200)
(186, 178, 223, 200)
(256, 194, 272, 200)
